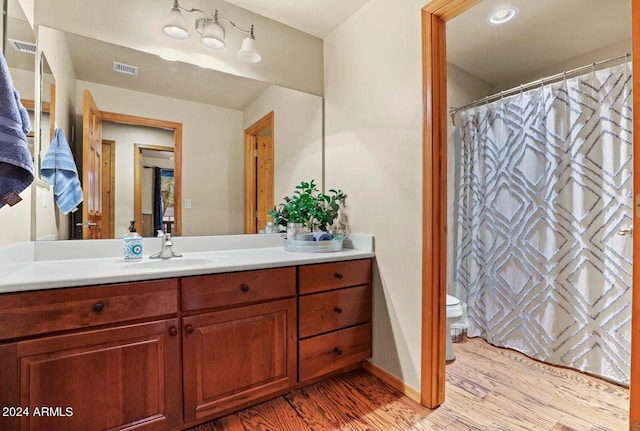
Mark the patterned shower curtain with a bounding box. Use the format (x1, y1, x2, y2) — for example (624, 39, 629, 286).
(455, 62, 633, 384)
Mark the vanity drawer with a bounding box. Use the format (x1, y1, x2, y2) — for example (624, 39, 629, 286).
(298, 323, 372, 382)
(298, 259, 372, 295)
(181, 267, 296, 312)
(0, 279, 179, 341)
(298, 284, 372, 338)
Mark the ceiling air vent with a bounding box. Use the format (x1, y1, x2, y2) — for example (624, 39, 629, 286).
(8, 39, 37, 54)
(112, 61, 139, 76)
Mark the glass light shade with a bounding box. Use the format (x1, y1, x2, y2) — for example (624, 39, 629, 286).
(237, 36, 261, 63)
(163, 8, 190, 39)
(200, 22, 226, 50)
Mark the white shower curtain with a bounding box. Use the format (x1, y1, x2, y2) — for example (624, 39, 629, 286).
(455, 62, 633, 384)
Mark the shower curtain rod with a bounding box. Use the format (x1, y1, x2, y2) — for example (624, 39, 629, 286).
(448, 53, 631, 117)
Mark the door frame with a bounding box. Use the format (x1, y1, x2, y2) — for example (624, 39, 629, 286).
(100, 111, 183, 236)
(420, 1, 640, 425)
(243, 111, 275, 233)
(133, 144, 175, 237)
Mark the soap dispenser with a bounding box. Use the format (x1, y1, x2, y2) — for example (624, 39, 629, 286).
(123, 220, 143, 261)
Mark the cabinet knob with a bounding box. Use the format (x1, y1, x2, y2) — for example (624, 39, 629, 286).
(334, 272, 344, 280)
(92, 302, 104, 313)
(168, 326, 178, 336)
(333, 306, 343, 314)
(333, 347, 343, 355)
(185, 324, 194, 335)
(240, 283, 250, 292)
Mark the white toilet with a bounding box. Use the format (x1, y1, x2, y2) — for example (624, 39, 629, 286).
(446, 294, 463, 361)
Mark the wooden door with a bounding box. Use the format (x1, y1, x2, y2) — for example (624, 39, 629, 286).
(256, 135, 274, 233)
(82, 90, 103, 239)
(8, 319, 181, 431)
(101, 140, 115, 239)
(182, 299, 296, 421)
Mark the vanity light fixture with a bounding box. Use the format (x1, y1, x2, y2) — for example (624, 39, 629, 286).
(162, 0, 261, 63)
(486, 6, 519, 25)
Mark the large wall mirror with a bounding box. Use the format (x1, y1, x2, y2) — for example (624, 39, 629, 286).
(31, 26, 323, 241)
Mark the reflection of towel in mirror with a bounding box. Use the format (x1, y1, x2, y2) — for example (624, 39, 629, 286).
(0, 49, 34, 209)
(41, 128, 83, 214)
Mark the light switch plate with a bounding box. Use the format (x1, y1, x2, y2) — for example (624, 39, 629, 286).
(184, 199, 192, 209)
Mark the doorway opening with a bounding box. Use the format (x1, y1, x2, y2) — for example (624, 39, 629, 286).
(134, 145, 175, 237)
(80, 90, 183, 238)
(420, 1, 640, 427)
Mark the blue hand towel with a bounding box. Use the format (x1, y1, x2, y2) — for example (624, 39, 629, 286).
(41, 128, 83, 214)
(0, 50, 34, 209)
(312, 232, 333, 241)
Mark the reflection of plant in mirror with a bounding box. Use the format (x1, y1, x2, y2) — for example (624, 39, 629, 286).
(270, 180, 347, 232)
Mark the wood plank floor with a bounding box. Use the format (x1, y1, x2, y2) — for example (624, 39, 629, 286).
(187, 338, 629, 431)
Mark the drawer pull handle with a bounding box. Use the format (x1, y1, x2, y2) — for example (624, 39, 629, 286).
(168, 326, 178, 337)
(92, 302, 104, 313)
(334, 347, 343, 355)
(240, 283, 250, 292)
(185, 324, 194, 335)
(334, 306, 343, 314)
(334, 272, 344, 280)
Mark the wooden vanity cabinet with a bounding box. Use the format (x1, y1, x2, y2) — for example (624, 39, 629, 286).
(297, 259, 372, 382)
(0, 258, 372, 430)
(180, 268, 297, 422)
(0, 280, 181, 431)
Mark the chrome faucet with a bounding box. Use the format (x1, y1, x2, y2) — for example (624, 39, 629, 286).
(150, 232, 183, 259)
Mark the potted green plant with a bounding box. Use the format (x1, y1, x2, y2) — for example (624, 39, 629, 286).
(270, 179, 347, 233)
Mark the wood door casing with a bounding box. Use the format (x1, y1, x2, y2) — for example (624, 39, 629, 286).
(133, 144, 175, 238)
(630, 0, 640, 426)
(101, 140, 115, 239)
(101, 111, 182, 236)
(82, 90, 103, 239)
(256, 134, 274, 233)
(244, 111, 274, 233)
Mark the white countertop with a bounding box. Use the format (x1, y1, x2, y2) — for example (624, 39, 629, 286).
(0, 234, 375, 294)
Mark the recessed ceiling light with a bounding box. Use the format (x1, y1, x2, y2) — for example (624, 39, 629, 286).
(487, 6, 519, 25)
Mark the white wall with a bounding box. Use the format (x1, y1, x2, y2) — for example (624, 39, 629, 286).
(35, 25, 78, 240)
(324, 0, 426, 392)
(243, 85, 323, 205)
(78, 80, 245, 237)
(493, 39, 632, 93)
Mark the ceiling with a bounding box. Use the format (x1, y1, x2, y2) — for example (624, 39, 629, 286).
(230, 0, 630, 87)
(446, 0, 631, 86)
(64, 32, 270, 110)
(5, 0, 633, 107)
(225, 0, 371, 38)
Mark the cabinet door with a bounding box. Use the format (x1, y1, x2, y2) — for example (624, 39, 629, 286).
(4, 319, 181, 431)
(182, 299, 296, 421)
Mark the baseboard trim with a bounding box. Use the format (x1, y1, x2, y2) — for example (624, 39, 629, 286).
(362, 360, 421, 403)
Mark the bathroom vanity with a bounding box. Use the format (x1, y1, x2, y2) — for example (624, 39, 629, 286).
(0, 234, 374, 431)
